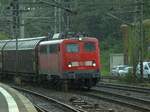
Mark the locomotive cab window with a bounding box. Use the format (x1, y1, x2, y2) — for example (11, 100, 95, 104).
(66, 43, 79, 53)
(40, 45, 47, 54)
(84, 42, 96, 52)
(49, 44, 60, 53)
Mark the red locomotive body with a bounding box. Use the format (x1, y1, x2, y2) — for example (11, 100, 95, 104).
(39, 37, 100, 87)
(0, 35, 100, 88)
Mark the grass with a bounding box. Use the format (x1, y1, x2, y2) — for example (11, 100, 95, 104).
(100, 49, 110, 76)
(101, 67, 109, 76)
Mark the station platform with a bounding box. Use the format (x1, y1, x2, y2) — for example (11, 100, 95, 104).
(0, 83, 37, 112)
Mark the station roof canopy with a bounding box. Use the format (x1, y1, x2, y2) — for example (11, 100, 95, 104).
(0, 36, 46, 51)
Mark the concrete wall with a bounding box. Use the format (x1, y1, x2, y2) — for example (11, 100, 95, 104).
(110, 53, 124, 71)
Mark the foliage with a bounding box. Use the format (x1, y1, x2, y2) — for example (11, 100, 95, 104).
(0, 32, 9, 40)
(0, 0, 150, 76)
(143, 19, 150, 60)
(144, 0, 150, 19)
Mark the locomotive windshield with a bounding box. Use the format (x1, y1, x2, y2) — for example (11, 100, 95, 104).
(84, 42, 95, 52)
(66, 43, 79, 53)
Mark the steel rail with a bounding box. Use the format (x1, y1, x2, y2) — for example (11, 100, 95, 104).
(34, 104, 49, 112)
(74, 85, 150, 112)
(92, 88, 150, 104)
(82, 92, 150, 112)
(12, 86, 82, 112)
(84, 87, 150, 112)
(98, 82, 150, 94)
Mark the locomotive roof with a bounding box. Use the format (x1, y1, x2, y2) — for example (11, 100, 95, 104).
(0, 36, 46, 51)
(40, 39, 64, 45)
(39, 37, 97, 45)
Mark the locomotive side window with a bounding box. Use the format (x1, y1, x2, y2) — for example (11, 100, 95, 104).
(49, 44, 59, 53)
(40, 45, 47, 54)
(66, 43, 79, 53)
(84, 42, 95, 52)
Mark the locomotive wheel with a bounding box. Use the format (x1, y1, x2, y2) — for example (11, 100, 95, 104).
(85, 79, 92, 89)
(60, 80, 68, 91)
(87, 84, 92, 90)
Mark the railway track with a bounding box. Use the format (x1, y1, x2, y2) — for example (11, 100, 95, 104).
(80, 89, 150, 112)
(6, 81, 150, 112)
(11, 85, 114, 112)
(11, 86, 82, 112)
(98, 82, 150, 94)
(34, 104, 49, 112)
(77, 82, 150, 112)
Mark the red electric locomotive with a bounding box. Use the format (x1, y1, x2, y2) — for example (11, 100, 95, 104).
(39, 37, 100, 88)
(0, 33, 100, 88)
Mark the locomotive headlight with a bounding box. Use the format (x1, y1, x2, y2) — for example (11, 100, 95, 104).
(68, 63, 72, 68)
(79, 37, 82, 41)
(92, 62, 96, 67)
